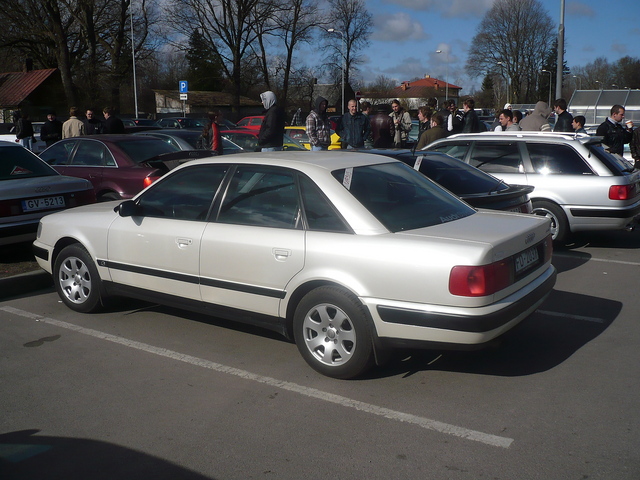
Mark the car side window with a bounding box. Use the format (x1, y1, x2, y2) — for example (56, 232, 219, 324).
(72, 141, 107, 166)
(137, 164, 229, 221)
(40, 141, 75, 166)
(218, 166, 300, 229)
(428, 142, 469, 161)
(526, 143, 593, 175)
(469, 142, 522, 174)
(299, 175, 350, 233)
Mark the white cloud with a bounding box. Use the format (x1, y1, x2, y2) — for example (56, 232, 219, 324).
(567, 1, 596, 17)
(385, 0, 493, 18)
(372, 12, 429, 42)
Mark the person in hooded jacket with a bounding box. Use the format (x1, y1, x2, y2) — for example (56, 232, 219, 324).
(258, 91, 286, 151)
(519, 101, 552, 132)
(305, 96, 332, 150)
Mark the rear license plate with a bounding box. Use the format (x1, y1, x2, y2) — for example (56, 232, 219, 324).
(515, 246, 539, 274)
(22, 196, 65, 212)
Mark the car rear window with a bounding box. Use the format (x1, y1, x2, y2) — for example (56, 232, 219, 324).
(115, 138, 180, 163)
(332, 162, 474, 232)
(526, 143, 593, 175)
(586, 144, 634, 175)
(0, 146, 57, 180)
(426, 141, 470, 161)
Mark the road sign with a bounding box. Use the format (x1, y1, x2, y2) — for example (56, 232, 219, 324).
(179, 81, 188, 93)
(355, 91, 362, 100)
(180, 93, 188, 100)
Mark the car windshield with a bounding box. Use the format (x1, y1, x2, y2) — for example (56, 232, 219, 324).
(332, 162, 474, 232)
(179, 118, 206, 128)
(0, 146, 57, 180)
(114, 138, 180, 163)
(587, 143, 635, 174)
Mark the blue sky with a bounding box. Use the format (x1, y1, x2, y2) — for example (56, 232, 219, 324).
(356, 0, 640, 94)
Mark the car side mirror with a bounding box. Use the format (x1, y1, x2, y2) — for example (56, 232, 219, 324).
(115, 200, 142, 217)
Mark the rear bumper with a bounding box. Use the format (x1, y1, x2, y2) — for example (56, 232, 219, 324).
(363, 264, 556, 347)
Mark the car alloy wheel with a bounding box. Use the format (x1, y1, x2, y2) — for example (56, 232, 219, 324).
(294, 286, 374, 379)
(532, 200, 569, 243)
(54, 244, 103, 313)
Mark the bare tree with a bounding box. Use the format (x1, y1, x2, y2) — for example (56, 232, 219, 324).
(165, 0, 279, 111)
(324, 0, 372, 110)
(466, 0, 554, 103)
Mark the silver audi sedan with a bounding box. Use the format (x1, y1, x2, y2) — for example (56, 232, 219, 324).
(33, 151, 556, 378)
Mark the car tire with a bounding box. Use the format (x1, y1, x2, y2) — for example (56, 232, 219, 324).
(293, 286, 375, 379)
(99, 192, 121, 202)
(54, 244, 103, 313)
(532, 200, 569, 243)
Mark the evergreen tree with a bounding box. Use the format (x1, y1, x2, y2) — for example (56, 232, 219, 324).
(186, 29, 225, 91)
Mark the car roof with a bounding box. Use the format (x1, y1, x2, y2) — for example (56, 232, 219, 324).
(176, 151, 396, 173)
(439, 131, 597, 144)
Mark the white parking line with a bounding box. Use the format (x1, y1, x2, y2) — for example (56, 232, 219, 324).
(2, 306, 513, 449)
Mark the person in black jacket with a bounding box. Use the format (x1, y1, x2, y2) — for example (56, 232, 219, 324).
(553, 98, 573, 132)
(84, 108, 104, 135)
(596, 104, 633, 155)
(102, 107, 125, 134)
(461, 97, 481, 133)
(337, 99, 371, 148)
(15, 113, 35, 151)
(257, 91, 286, 151)
(40, 111, 63, 146)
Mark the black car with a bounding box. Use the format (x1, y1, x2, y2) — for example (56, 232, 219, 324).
(358, 149, 534, 213)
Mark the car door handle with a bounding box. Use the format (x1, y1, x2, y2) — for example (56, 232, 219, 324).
(273, 248, 291, 261)
(176, 238, 193, 248)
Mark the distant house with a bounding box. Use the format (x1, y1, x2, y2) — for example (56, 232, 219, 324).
(0, 65, 66, 123)
(153, 90, 263, 123)
(363, 74, 462, 111)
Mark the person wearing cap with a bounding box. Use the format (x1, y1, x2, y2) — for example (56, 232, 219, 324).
(40, 111, 63, 146)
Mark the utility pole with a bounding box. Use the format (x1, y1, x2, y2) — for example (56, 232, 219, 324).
(556, 0, 565, 101)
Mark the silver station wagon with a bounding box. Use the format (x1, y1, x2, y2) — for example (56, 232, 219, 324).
(425, 132, 640, 243)
(33, 152, 556, 378)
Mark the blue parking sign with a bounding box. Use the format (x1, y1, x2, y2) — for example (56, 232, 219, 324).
(179, 81, 188, 93)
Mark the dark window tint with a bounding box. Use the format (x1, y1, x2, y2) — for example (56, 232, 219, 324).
(137, 164, 228, 221)
(299, 175, 350, 232)
(414, 154, 507, 194)
(72, 141, 109, 166)
(114, 138, 179, 163)
(218, 166, 300, 229)
(40, 141, 76, 166)
(0, 146, 58, 180)
(469, 142, 521, 173)
(332, 162, 474, 232)
(427, 142, 470, 161)
(222, 133, 258, 151)
(587, 144, 630, 175)
(527, 143, 593, 175)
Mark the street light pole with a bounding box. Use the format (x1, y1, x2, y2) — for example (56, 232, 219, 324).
(541, 69, 552, 106)
(573, 75, 582, 90)
(497, 61, 509, 104)
(130, 0, 138, 119)
(435, 50, 449, 101)
(327, 28, 345, 115)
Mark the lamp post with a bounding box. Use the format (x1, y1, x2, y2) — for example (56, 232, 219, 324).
(327, 28, 345, 115)
(130, 0, 138, 119)
(541, 69, 552, 107)
(573, 75, 582, 90)
(595, 80, 602, 90)
(435, 49, 449, 101)
(497, 61, 510, 104)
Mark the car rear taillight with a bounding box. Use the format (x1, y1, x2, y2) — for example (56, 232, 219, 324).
(0, 199, 21, 217)
(143, 174, 161, 188)
(449, 234, 552, 297)
(449, 261, 513, 297)
(609, 184, 633, 200)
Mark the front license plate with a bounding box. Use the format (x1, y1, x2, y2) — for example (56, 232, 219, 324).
(22, 196, 65, 212)
(515, 246, 539, 274)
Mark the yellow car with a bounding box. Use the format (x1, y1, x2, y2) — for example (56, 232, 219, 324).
(285, 126, 342, 150)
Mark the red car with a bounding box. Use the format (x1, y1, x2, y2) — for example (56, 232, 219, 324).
(235, 116, 264, 130)
(39, 135, 213, 201)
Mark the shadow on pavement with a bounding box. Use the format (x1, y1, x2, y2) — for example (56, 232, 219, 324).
(0, 429, 215, 480)
(375, 288, 620, 379)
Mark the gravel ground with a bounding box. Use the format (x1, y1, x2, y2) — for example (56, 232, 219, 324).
(0, 241, 41, 279)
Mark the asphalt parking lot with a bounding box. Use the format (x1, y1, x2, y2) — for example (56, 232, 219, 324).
(1, 230, 639, 479)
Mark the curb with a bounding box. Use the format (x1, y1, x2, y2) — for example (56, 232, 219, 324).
(0, 270, 53, 300)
